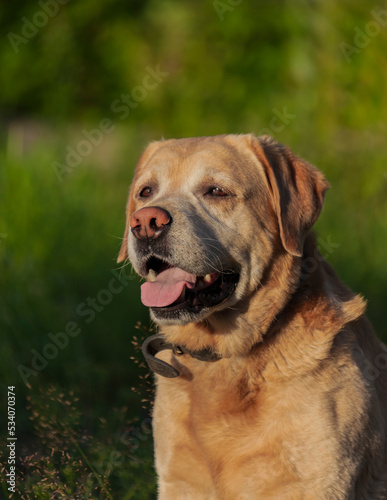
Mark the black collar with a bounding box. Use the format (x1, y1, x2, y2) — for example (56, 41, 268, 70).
(141, 334, 221, 378)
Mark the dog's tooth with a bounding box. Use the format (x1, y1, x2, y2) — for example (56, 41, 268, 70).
(148, 269, 157, 282)
(203, 274, 212, 283)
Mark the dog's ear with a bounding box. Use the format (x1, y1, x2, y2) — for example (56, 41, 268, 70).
(117, 140, 166, 263)
(251, 135, 329, 257)
(117, 193, 132, 263)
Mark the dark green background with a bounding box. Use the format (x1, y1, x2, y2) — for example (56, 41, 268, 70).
(1, 0, 386, 497)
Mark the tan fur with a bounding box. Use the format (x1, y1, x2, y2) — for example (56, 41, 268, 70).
(119, 134, 387, 499)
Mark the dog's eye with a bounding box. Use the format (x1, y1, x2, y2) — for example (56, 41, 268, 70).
(207, 187, 228, 197)
(139, 187, 153, 198)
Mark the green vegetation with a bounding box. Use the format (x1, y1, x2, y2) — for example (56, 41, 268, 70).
(1, 0, 386, 497)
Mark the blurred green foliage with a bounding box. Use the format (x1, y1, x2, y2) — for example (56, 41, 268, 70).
(1, 0, 387, 497)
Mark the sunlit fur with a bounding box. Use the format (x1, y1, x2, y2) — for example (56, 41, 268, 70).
(118, 134, 387, 499)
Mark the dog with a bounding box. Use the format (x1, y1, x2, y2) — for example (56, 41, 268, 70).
(118, 134, 387, 499)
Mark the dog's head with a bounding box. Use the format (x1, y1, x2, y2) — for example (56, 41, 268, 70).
(118, 134, 328, 328)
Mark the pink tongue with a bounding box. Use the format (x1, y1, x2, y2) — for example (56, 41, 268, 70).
(141, 267, 197, 307)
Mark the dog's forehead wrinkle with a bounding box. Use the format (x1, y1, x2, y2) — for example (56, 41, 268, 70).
(140, 140, 254, 191)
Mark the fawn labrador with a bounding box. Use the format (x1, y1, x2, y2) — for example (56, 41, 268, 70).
(118, 134, 387, 499)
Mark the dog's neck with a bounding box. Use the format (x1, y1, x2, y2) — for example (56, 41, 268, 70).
(160, 233, 365, 364)
(160, 241, 302, 359)
(150, 234, 366, 384)
(141, 333, 222, 378)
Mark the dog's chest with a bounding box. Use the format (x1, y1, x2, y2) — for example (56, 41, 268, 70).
(154, 366, 307, 484)
(153, 363, 351, 499)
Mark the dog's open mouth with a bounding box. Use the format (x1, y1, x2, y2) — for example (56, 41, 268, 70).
(141, 257, 239, 315)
